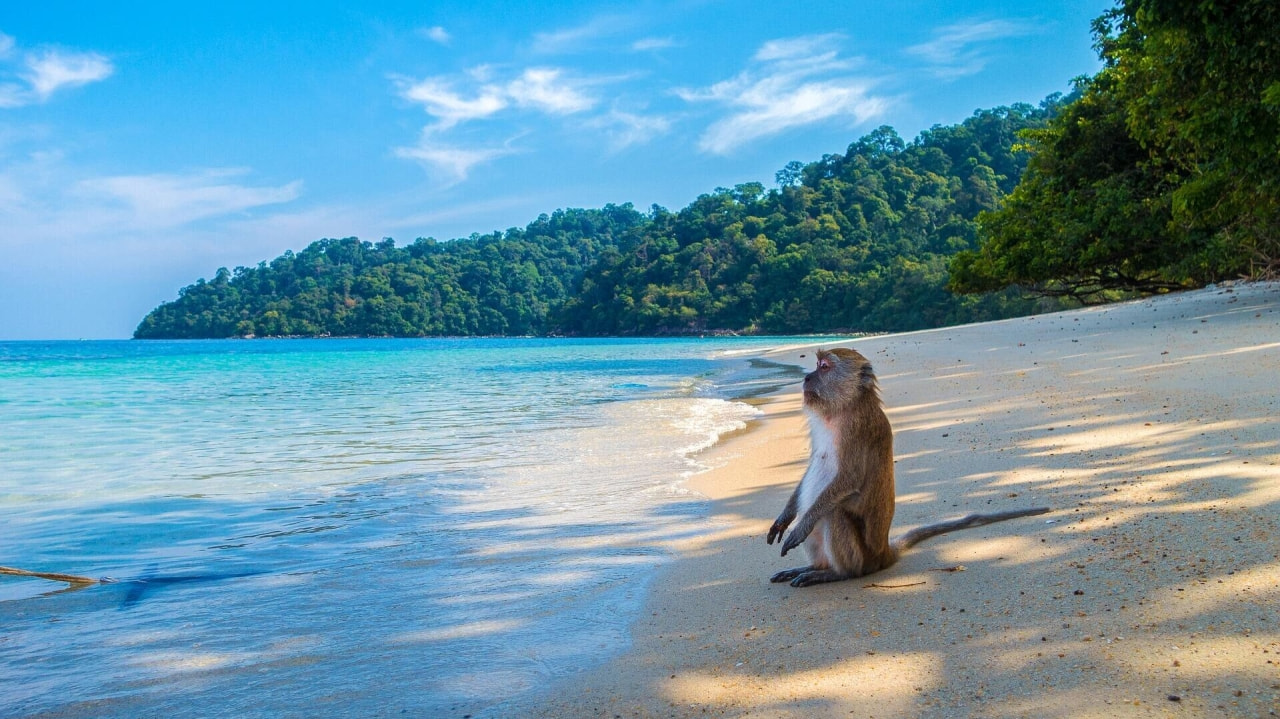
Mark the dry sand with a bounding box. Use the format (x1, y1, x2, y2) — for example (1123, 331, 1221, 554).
(518, 282, 1280, 718)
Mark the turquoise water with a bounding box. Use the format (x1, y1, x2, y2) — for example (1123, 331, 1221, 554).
(0, 338, 810, 717)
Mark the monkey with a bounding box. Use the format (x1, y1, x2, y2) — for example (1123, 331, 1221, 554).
(766, 347, 1049, 587)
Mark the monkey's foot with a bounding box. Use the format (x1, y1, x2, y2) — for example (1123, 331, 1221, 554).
(787, 569, 848, 587)
(770, 566, 812, 583)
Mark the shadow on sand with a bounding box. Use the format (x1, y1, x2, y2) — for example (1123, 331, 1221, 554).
(515, 287, 1280, 718)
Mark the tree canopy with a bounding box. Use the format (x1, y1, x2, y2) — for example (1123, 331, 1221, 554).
(951, 0, 1280, 300)
(558, 105, 1062, 334)
(135, 205, 647, 338)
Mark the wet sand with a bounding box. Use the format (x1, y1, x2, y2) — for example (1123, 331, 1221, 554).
(516, 282, 1280, 718)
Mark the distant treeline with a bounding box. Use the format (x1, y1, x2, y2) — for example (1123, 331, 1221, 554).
(135, 101, 1063, 339)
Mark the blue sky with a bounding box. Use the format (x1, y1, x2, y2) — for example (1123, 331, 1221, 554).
(1, 1, 1111, 339)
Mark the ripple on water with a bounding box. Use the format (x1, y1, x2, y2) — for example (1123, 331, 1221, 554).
(0, 337, 822, 717)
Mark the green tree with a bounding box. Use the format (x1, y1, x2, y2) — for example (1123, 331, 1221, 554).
(953, 0, 1280, 299)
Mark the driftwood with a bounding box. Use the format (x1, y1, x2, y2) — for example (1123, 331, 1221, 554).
(0, 565, 101, 586)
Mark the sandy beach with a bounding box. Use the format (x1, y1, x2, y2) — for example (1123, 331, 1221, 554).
(517, 282, 1280, 718)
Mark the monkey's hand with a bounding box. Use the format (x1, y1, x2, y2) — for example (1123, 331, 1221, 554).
(766, 517, 791, 545)
(779, 528, 806, 557)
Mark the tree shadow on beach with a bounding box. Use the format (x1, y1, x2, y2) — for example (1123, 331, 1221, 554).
(534, 288, 1280, 718)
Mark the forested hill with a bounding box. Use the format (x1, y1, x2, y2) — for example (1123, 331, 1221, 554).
(135, 100, 1064, 339)
(135, 205, 647, 338)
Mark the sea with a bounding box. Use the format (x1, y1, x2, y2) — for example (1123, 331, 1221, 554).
(0, 337, 819, 718)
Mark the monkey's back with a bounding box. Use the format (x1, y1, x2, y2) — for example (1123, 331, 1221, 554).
(829, 389, 897, 573)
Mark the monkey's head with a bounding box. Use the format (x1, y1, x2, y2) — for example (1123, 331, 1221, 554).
(802, 348, 878, 415)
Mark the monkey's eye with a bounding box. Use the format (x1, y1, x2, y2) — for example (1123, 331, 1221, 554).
(817, 358, 831, 371)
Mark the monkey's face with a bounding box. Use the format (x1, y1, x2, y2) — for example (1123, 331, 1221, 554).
(803, 348, 875, 414)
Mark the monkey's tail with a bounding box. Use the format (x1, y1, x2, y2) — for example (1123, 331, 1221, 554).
(891, 507, 1050, 552)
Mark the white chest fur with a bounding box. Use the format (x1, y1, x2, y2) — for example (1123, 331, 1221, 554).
(798, 408, 839, 516)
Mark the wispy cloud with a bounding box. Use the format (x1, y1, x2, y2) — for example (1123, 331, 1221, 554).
(397, 66, 597, 130)
(531, 14, 634, 54)
(631, 36, 677, 52)
(0, 154, 335, 338)
(394, 132, 518, 184)
(506, 68, 595, 114)
(678, 34, 888, 155)
(907, 19, 1035, 79)
(392, 15, 672, 181)
(584, 107, 672, 151)
(0, 84, 24, 109)
(394, 66, 601, 179)
(753, 34, 844, 65)
(24, 49, 114, 100)
(75, 169, 302, 229)
(0, 34, 114, 108)
(419, 26, 451, 45)
(0, 155, 306, 268)
(398, 76, 507, 129)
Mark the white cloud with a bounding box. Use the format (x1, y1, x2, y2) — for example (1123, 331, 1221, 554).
(631, 36, 676, 52)
(753, 33, 843, 64)
(0, 149, 370, 339)
(907, 19, 1034, 78)
(506, 68, 595, 114)
(0, 156, 308, 335)
(0, 35, 114, 108)
(398, 66, 595, 130)
(398, 75, 508, 129)
(420, 26, 451, 45)
(393, 21, 641, 182)
(531, 14, 632, 54)
(393, 67, 598, 181)
(394, 133, 516, 184)
(1, 154, 299, 232)
(699, 81, 886, 155)
(0, 84, 25, 109)
(75, 169, 302, 229)
(23, 49, 114, 100)
(585, 108, 671, 151)
(678, 34, 888, 155)
(466, 64, 496, 83)
(395, 62, 660, 171)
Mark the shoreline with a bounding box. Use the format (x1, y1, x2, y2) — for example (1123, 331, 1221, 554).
(510, 282, 1280, 718)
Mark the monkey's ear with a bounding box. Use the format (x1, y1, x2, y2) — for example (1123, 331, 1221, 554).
(859, 362, 877, 388)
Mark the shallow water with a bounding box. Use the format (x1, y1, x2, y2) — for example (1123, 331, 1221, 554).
(0, 338, 812, 717)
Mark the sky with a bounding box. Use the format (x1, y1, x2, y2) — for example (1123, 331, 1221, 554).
(1, 0, 1112, 339)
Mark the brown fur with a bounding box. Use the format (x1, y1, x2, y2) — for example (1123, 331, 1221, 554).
(766, 348, 1048, 587)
